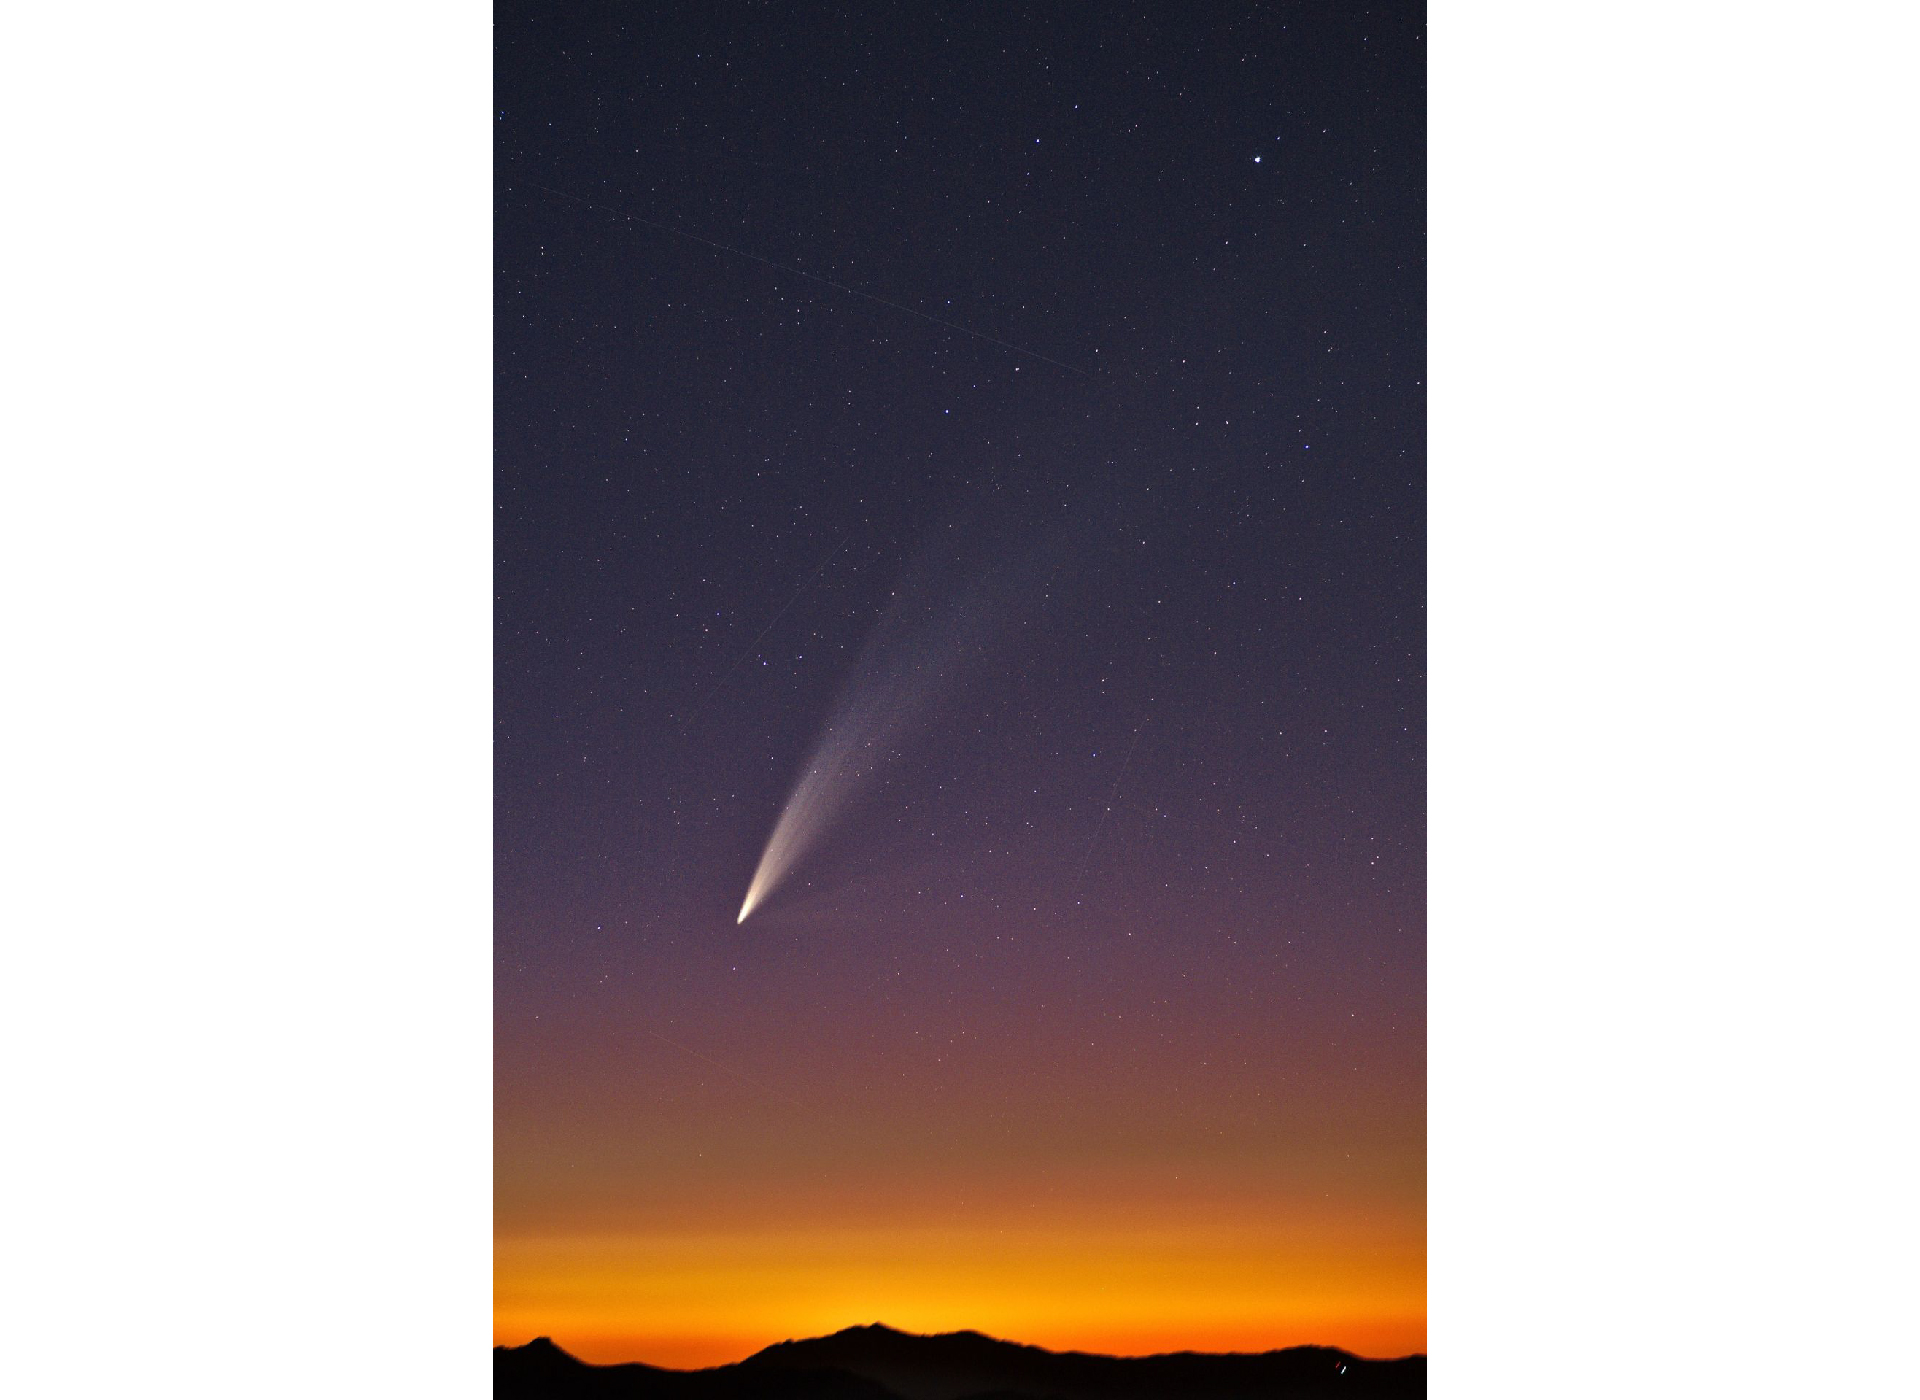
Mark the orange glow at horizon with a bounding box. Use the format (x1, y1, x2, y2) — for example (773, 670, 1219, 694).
(494, 951, 1426, 1368)
(496, 895, 1425, 1371)
(495, 1213, 1426, 1368)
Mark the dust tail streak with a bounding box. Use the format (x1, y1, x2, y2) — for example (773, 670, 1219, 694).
(737, 643, 928, 923)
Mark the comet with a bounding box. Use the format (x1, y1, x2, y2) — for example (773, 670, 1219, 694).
(737, 633, 936, 924)
(736, 690, 897, 923)
(736, 530, 1032, 923)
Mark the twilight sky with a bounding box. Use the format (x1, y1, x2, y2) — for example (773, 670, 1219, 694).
(496, 2, 1424, 1367)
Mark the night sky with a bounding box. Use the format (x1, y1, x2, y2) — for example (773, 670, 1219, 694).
(496, 2, 1424, 1367)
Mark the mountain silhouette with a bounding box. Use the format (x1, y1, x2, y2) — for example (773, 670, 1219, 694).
(493, 1334, 897, 1399)
(495, 1324, 1425, 1399)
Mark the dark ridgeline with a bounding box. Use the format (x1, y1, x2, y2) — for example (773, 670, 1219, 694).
(495, 1324, 1426, 1399)
(492, 1335, 896, 1399)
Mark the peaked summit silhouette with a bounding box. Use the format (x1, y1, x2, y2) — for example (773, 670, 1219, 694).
(495, 1323, 1426, 1399)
